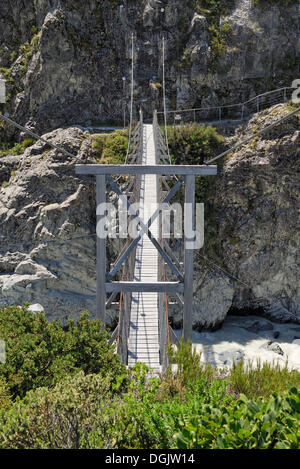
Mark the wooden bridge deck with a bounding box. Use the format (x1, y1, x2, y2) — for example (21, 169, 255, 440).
(127, 124, 161, 369)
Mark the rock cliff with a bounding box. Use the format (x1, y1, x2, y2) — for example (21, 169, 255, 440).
(0, 128, 99, 323)
(200, 103, 300, 329)
(0, 0, 299, 138)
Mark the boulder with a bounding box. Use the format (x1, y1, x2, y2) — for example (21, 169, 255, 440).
(260, 341, 284, 356)
(27, 303, 44, 314)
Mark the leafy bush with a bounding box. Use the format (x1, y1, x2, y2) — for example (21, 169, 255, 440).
(91, 129, 128, 164)
(18, 31, 41, 74)
(167, 340, 214, 387)
(0, 364, 230, 449)
(1, 332, 300, 449)
(21, 138, 36, 150)
(253, 0, 295, 6)
(0, 306, 125, 399)
(0, 371, 117, 449)
(167, 123, 225, 165)
(0, 377, 10, 410)
(0, 364, 159, 449)
(0, 138, 36, 158)
(210, 23, 232, 61)
(176, 387, 300, 449)
(190, 1, 235, 66)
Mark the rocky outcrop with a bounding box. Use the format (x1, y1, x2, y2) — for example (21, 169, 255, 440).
(0, 0, 298, 138)
(190, 268, 234, 331)
(169, 267, 234, 331)
(212, 104, 300, 324)
(0, 155, 19, 186)
(0, 128, 100, 323)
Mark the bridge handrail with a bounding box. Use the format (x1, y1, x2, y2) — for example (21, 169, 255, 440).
(153, 110, 174, 370)
(116, 110, 144, 363)
(157, 86, 294, 120)
(206, 103, 300, 163)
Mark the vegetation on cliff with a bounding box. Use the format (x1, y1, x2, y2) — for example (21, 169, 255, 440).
(91, 129, 128, 164)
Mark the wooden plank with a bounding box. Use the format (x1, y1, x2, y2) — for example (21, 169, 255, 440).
(106, 281, 184, 293)
(96, 175, 106, 323)
(183, 174, 195, 342)
(76, 164, 217, 176)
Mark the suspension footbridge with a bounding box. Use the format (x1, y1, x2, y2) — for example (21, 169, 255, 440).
(1, 35, 300, 371)
(76, 113, 217, 371)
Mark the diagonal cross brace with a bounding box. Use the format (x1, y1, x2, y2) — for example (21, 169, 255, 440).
(106, 175, 184, 282)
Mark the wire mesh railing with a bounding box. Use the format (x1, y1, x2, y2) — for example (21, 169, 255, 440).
(153, 110, 176, 370)
(113, 109, 144, 363)
(157, 87, 294, 126)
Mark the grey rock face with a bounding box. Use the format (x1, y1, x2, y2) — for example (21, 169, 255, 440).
(0, 156, 19, 186)
(0, 0, 298, 136)
(214, 104, 300, 324)
(263, 303, 300, 324)
(0, 128, 99, 323)
(192, 268, 234, 331)
(168, 267, 234, 331)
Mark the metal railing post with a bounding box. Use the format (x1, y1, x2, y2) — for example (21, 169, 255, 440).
(96, 175, 106, 324)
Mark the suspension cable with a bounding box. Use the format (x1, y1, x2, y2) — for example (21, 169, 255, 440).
(162, 36, 171, 164)
(206, 104, 300, 164)
(0, 112, 78, 160)
(126, 33, 135, 163)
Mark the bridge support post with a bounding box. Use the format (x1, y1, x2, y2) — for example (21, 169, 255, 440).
(96, 175, 106, 324)
(183, 174, 195, 342)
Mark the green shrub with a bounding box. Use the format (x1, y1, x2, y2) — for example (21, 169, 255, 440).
(167, 123, 225, 165)
(0, 364, 230, 449)
(167, 340, 214, 388)
(0, 138, 35, 158)
(0, 377, 11, 410)
(0, 306, 125, 398)
(253, 0, 295, 6)
(91, 129, 128, 164)
(176, 386, 300, 449)
(18, 31, 40, 75)
(0, 67, 13, 84)
(210, 23, 232, 61)
(190, 1, 235, 67)
(0, 142, 22, 157)
(0, 365, 155, 449)
(229, 360, 300, 399)
(1, 333, 300, 449)
(0, 371, 117, 448)
(21, 138, 36, 150)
